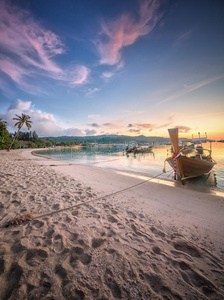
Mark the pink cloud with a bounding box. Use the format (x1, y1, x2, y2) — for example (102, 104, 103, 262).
(130, 121, 173, 131)
(0, 1, 89, 92)
(175, 126, 191, 133)
(0, 59, 24, 83)
(95, 0, 162, 65)
(70, 66, 90, 85)
(0, 1, 64, 73)
(136, 123, 154, 129)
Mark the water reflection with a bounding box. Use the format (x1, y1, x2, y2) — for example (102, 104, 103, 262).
(126, 151, 155, 160)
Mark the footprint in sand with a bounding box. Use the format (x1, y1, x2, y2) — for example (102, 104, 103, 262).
(178, 261, 216, 297)
(78, 239, 85, 246)
(73, 246, 84, 255)
(12, 192, 18, 198)
(104, 268, 122, 299)
(67, 232, 78, 242)
(11, 200, 21, 207)
(62, 194, 70, 200)
(4, 262, 23, 299)
(29, 195, 35, 201)
(80, 253, 92, 265)
(32, 220, 44, 229)
(139, 213, 145, 219)
(92, 238, 106, 248)
(144, 272, 182, 299)
(117, 222, 125, 229)
(39, 272, 52, 295)
(46, 228, 54, 238)
(127, 211, 137, 219)
(0, 258, 5, 275)
(62, 283, 86, 300)
(150, 226, 166, 238)
(4, 230, 20, 240)
(70, 246, 92, 266)
(55, 263, 68, 279)
(53, 234, 63, 252)
(72, 210, 79, 216)
(107, 215, 118, 223)
(52, 203, 60, 210)
(173, 240, 201, 258)
(106, 228, 116, 237)
(11, 241, 26, 253)
(152, 246, 161, 255)
(26, 249, 48, 267)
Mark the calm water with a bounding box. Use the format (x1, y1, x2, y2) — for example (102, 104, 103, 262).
(35, 142, 224, 193)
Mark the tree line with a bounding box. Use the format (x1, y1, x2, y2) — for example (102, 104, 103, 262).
(0, 114, 80, 150)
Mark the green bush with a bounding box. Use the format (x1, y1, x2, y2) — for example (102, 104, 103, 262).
(0, 120, 12, 149)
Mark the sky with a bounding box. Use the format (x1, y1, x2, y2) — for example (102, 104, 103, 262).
(0, 0, 224, 140)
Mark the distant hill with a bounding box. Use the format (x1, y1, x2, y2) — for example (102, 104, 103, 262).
(41, 134, 187, 144)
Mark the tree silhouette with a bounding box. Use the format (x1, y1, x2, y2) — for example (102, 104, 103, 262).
(8, 114, 32, 151)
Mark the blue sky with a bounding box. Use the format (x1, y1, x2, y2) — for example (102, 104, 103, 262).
(0, 0, 224, 139)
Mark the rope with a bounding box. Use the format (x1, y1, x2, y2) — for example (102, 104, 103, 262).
(33, 170, 171, 220)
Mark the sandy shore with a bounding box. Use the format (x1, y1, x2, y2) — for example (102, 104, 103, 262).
(0, 149, 224, 299)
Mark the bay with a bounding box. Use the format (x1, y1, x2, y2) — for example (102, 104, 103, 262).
(35, 142, 224, 193)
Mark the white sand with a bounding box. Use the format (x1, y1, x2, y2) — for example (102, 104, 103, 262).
(0, 148, 224, 299)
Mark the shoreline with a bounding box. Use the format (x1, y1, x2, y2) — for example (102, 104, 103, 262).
(0, 149, 224, 299)
(20, 149, 224, 255)
(31, 148, 224, 196)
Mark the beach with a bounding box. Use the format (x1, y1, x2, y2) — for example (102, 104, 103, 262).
(0, 149, 224, 299)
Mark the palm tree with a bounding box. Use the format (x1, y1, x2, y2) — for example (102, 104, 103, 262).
(8, 114, 32, 151)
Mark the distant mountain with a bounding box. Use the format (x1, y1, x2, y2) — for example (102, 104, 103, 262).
(41, 134, 184, 144)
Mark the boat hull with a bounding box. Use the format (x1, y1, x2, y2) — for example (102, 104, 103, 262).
(166, 156, 215, 179)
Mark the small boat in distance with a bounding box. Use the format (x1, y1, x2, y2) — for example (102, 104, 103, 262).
(180, 141, 194, 154)
(125, 142, 153, 154)
(192, 136, 207, 155)
(134, 143, 153, 154)
(166, 128, 216, 184)
(125, 141, 138, 153)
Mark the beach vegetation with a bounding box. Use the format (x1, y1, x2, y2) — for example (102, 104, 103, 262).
(8, 114, 32, 151)
(0, 119, 11, 149)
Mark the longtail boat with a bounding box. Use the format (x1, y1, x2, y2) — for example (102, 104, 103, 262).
(134, 145, 153, 153)
(166, 128, 216, 184)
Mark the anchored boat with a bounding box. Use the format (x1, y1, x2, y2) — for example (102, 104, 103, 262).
(166, 128, 216, 184)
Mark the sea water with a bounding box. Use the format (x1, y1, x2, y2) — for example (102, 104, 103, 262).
(35, 142, 224, 193)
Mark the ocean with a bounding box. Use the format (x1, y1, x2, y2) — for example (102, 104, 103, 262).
(35, 142, 224, 194)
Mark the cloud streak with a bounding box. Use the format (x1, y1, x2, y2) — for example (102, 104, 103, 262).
(86, 87, 101, 96)
(128, 121, 173, 132)
(174, 126, 191, 133)
(0, 1, 89, 93)
(158, 75, 224, 104)
(95, 0, 162, 65)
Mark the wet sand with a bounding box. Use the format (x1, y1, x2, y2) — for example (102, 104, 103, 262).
(0, 149, 224, 299)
